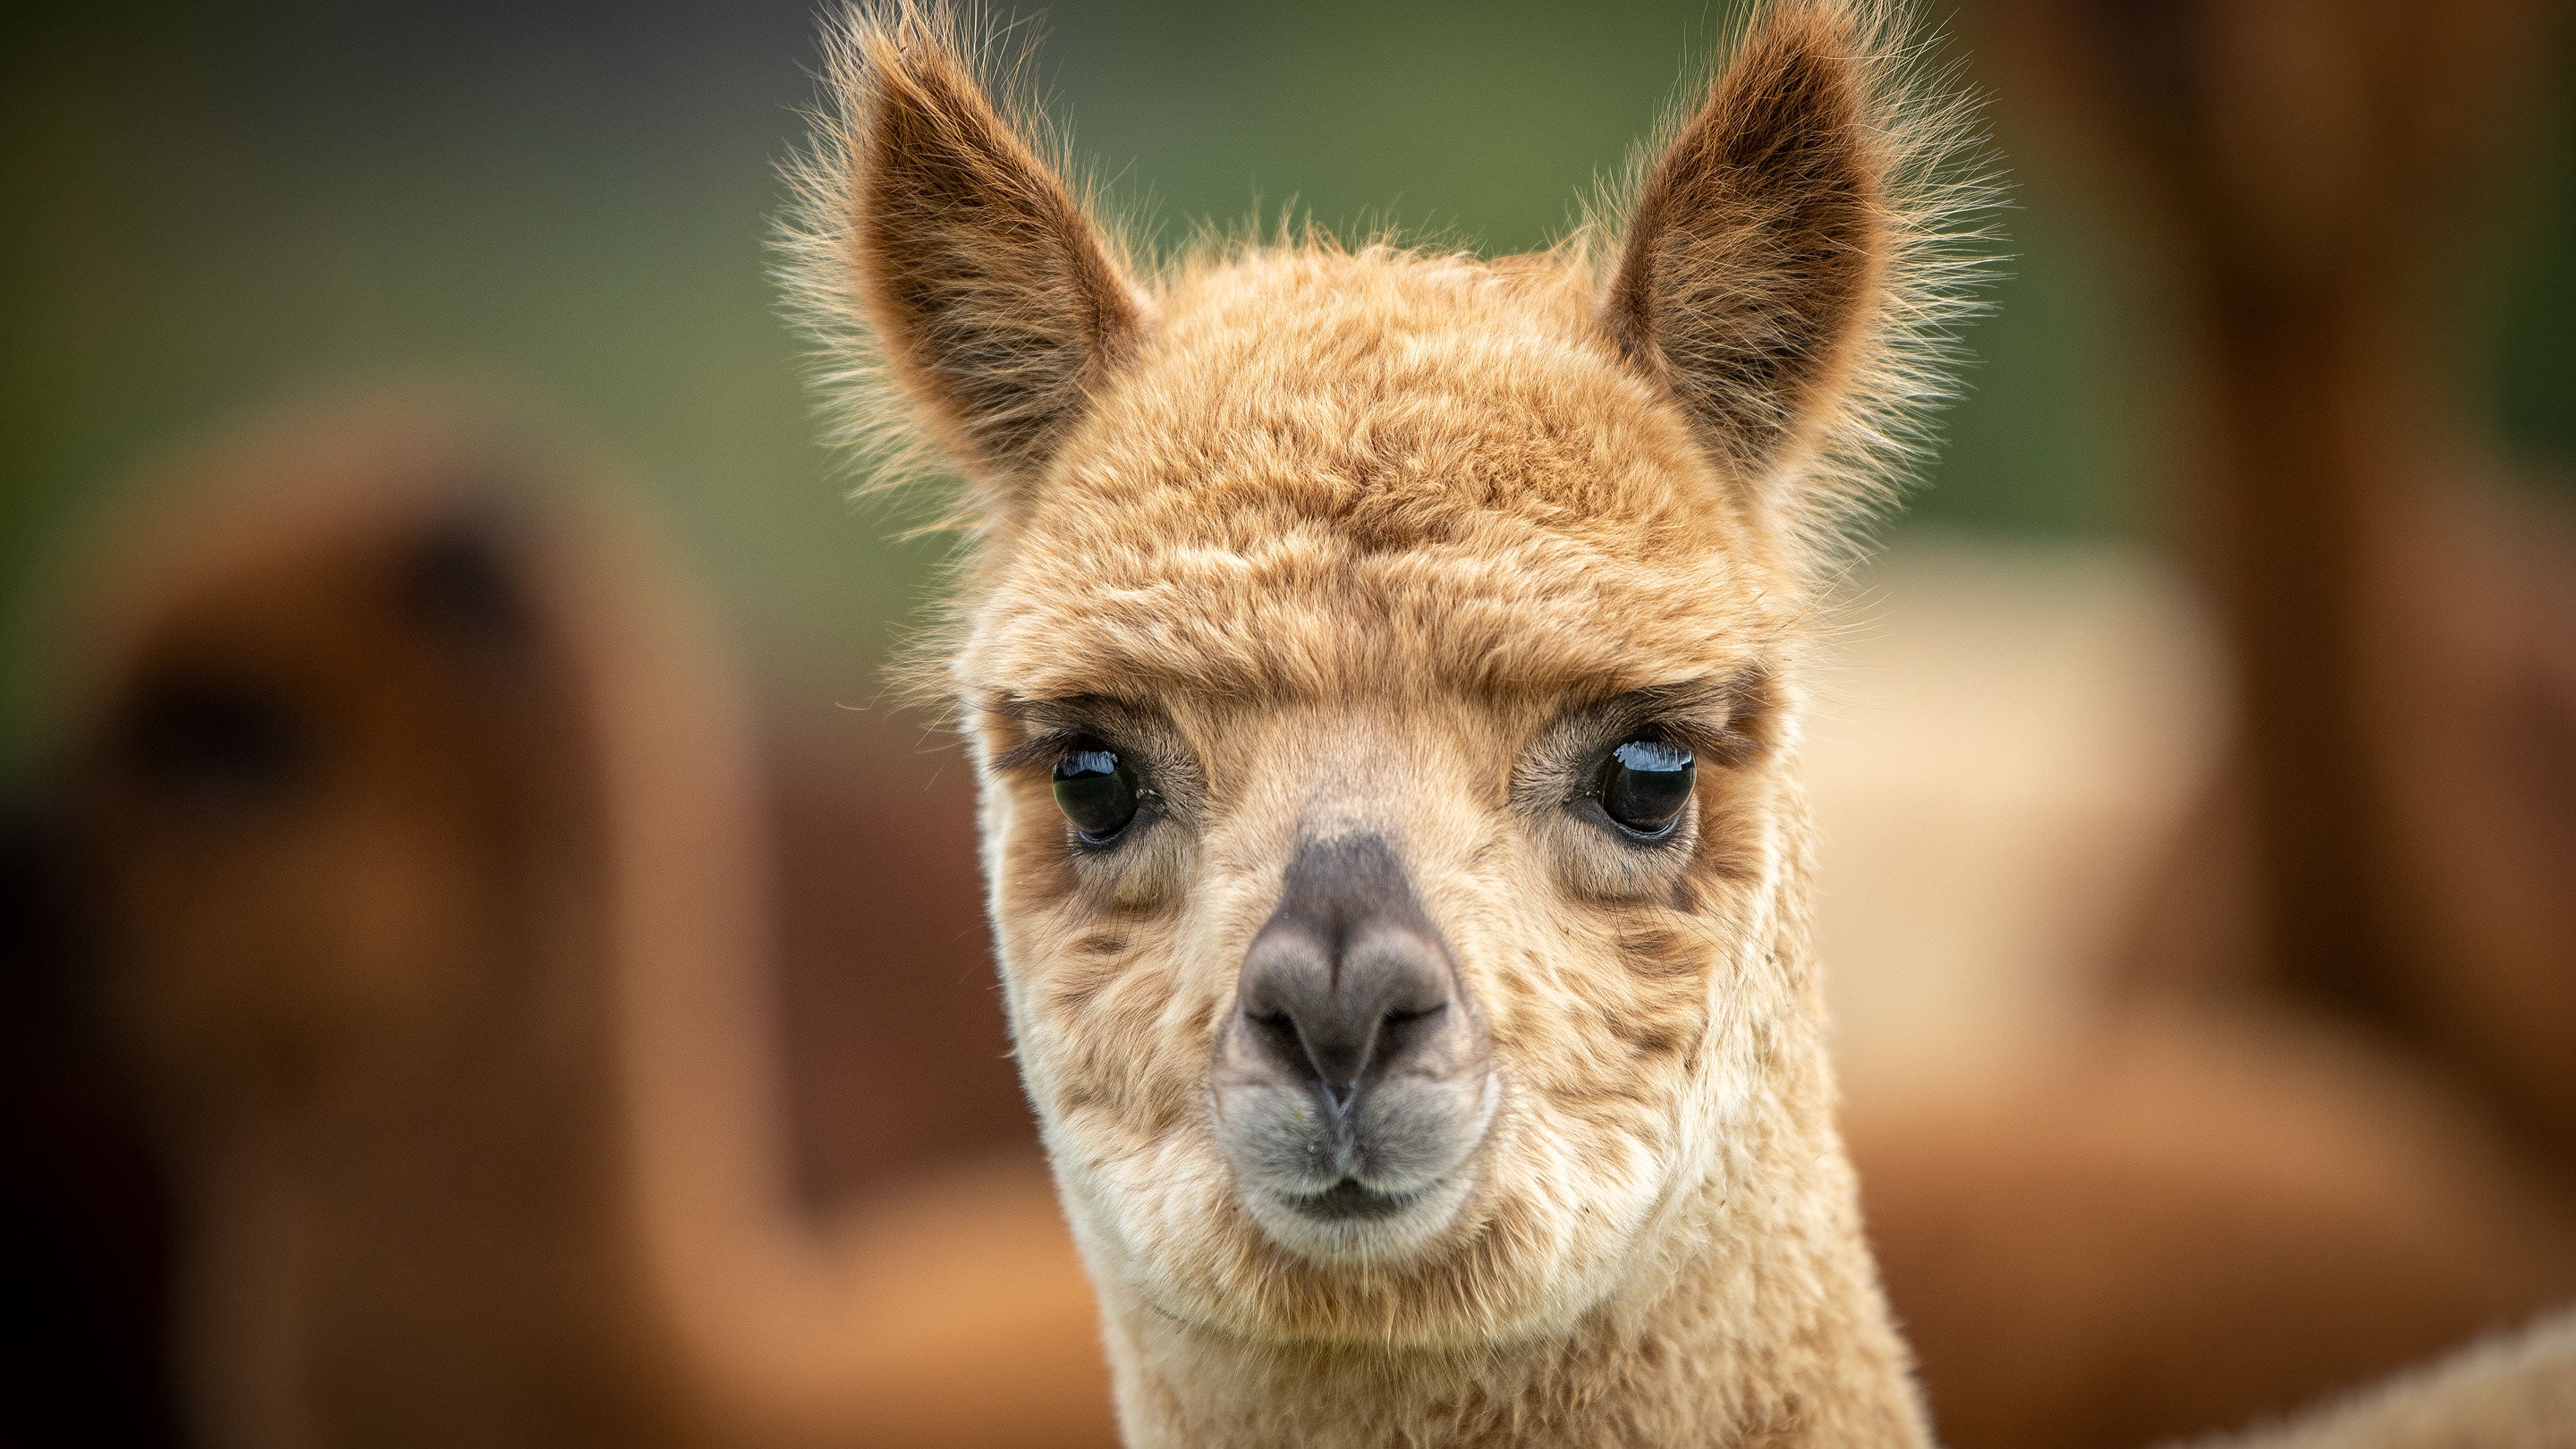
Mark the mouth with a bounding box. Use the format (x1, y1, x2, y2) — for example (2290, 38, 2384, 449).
(1210, 1056, 1507, 1261)
(1284, 1178, 1425, 1221)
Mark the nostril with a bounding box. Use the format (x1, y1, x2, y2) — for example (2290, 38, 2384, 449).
(1242, 1007, 1326, 1084)
(1374, 1001, 1448, 1067)
(1248, 1009, 1302, 1053)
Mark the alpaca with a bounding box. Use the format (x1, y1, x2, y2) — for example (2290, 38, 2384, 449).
(23, 398, 1117, 1449)
(790, 3, 1970, 1444)
(36, 408, 688, 1449)
(786, 4, 2575, 1446)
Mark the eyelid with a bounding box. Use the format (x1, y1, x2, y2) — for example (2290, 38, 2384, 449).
(1512, 670, 1764, 817)
(1581, 701, 1728, 770)
(996, 727, 1091, 775)
(1633, 715, 1744, 770)
(1577, 727, 1706, 805)
(988, 701, 1208, 826)
(1622, 672, 1767, 768)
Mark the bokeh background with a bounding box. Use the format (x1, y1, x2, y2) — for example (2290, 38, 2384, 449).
(5, 3, 2574, 1448)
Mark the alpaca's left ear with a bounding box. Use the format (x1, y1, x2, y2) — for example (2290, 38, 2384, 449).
(1602, 3, 1892, 485)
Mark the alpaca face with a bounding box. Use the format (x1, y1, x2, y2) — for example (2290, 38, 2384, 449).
(56, 497, 582, 1126)
(953, 250, 1813, 1343)
(798, 0, 1941, 1349)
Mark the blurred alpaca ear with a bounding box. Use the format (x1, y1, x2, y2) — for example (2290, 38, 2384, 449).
(1602, 3, 1892, 485)
(818, 10, 1148, 511)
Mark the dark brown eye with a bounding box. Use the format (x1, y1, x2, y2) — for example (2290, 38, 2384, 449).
(1595, 738, 1693, 839)
(123, 675, 309, 804)
(1052, 738, 1140, 843)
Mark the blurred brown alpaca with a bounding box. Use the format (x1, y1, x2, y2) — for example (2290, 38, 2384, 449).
(1986, 0, 2576, 1172)
(11, 398, 1113, 1449)
(1846, 1, 2576, 1445)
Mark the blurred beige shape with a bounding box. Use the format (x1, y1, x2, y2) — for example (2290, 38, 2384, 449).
(1809, 533, 2227, 1091)
(1813, 536, 2576, 1449)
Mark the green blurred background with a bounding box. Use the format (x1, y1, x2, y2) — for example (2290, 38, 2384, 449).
(4, 0, 2571, 764)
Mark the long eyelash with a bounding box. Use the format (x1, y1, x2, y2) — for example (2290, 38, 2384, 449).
(1515, 670, 1768, 818)
(996, 727, 1168, 818)
(1616, 671, 1768, 769)
(1657, 715, 1759, 771)
(996, 728, 1086, 774)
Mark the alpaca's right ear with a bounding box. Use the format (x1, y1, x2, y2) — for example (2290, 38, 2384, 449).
(811, 9, 1147, 513)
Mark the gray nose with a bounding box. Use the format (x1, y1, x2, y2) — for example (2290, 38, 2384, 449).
(1234, 834, 1461, 1114)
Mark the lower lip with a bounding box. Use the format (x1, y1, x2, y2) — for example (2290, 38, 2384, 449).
(1286, 1180, 1426, 1221)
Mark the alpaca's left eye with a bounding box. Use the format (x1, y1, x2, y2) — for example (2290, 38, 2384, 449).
(123, 674, 311, 804)
(1594, 738, 1694, 839)
(1053, 738, 1140, 843)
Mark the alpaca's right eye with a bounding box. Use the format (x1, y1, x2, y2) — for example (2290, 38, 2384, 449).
(1053, 739, 1140, 843)
(1593, 737, 1694, 839)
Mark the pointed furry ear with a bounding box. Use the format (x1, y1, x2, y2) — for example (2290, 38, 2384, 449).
(1603, 2, 1893, 487)
(799, 7, 1147, 515)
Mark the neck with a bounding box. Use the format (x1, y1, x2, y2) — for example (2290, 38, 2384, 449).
(1097, 1044, 1928, 1448)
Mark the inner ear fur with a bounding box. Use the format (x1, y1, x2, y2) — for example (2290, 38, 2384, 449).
(814, 6, 1147, 512)
(1603, 2, 1893, 486)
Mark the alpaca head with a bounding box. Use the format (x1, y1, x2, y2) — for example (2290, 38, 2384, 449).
(792, 0, 1979, 1352)
(44, 426, 587, 1131)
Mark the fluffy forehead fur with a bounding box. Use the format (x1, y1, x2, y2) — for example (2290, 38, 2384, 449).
(966, 247, 1796, 707)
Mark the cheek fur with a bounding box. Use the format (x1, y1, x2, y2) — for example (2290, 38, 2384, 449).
(1013, 918, 1209, 1142)
(996, 767, 1190, 914)
(1458, 837, 1750, 1211)
(998, 775, 1083, 916)
(1682, 767, 1773, 893)
(1503, 780, 1771, 1089)
(1598, 916, 1715, 1071)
